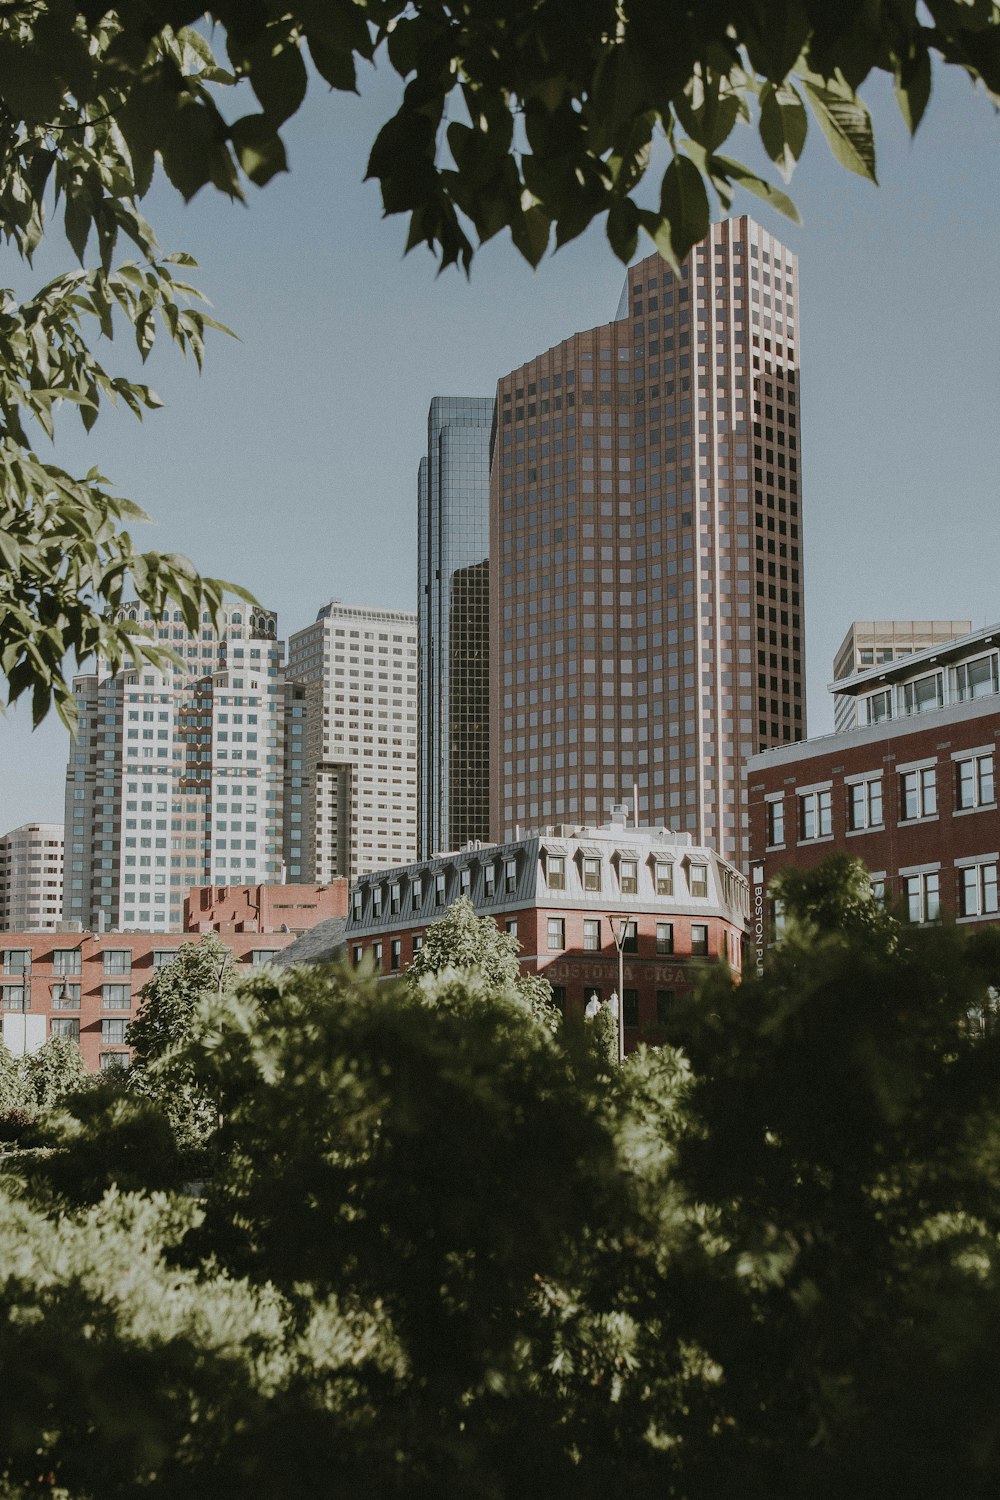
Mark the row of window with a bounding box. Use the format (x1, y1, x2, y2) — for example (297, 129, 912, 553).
(860, 652, 998, 725)
(0, 947, 280, 978)
(768, 751, 996, 846)
(545, 916, 714, 957)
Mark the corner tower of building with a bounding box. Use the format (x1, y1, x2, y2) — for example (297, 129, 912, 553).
(489, 215, 805, 868)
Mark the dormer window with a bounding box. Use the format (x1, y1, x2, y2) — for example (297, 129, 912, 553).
(484, 862, 496, 897)
(372, 887, 383, 918)
(435, 872, 447, 906)
(390, 882, 401, 915)
(688, 862, 709, 898)
(351, 890, 362, 921)
(653, 859, 674, 896)
(865, 689, 892, 725)
(619, 858, 638, 895)
(546, 854, 566, 890)
(504, 857, 518, 893)
(581, 856, 601, 892)
(955, 653, 999, 702)
(412, 875, 423, 907)
(460, 866, 472, 897)
(902, 671, 943, 716)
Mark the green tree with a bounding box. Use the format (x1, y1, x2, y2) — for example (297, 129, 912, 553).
(408, 893, 560, 1031)
(20, 1032, 88, 1110)
(125, 933, 236, 1150)
(0, 1040, 28, 1114)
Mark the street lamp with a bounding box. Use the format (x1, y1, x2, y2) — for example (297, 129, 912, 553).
(606, 913, 633, 1064)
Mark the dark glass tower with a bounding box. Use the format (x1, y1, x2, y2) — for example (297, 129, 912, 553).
(418, 396, 494, 857)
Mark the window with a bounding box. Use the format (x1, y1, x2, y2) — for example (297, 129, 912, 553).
(51, 1017, 80, 1041)
(954, 654, 999, 701)
(654, 860, 674, 895)
(547, 855, 566, 890)
(547, 917, 565, 951)
(102, 984, 131, 1009)
(904, 872, 940, 923)
(412, 933, 423, 954)
(460, 866, 471, 897)
(583, 918, 601, 951)
(101, 1018, 128, 1044)
(3, 949, 30, 977)
(51, 983, 80, 1010)
(103, 949, 132, 975)
(900, 766, 937, 820)
(902, 672, 943, 716)
(484, 863, 496, 897)
(353, 944, 363, 966)
(550, 985, 566, 1015)
(688, 863, 708, 898)
(390, 938, 402, 971)
(53, 949, 82, 976)
(152, 949, 176, 970)
(870, 877, 887, 907)
(622, 921, 638, 954)
(766, 799, 785, 846)
(352, 890, 363, 920)
(582, 856, 601, 892)
(656, 922, 674, 955)
(959, 863, 999, 918)
(2, 986, 26, 1011)
(435, 873, 447, 906)
(656, 989, 675, 1025)
(619, 858, 638, 895)
(691, 924, 709, 957)
(504, 858, 518, 893)
(412, 876, 423, 907)
(100, 1052, 129, 1070)
(623, 989, 639, 1027)
(956, 753, 995, 810)
(373, 886, 383, 917)
(865, 689, 892, 725)
(390, 882, 401, 914)
(251, 949, 278, 966)
(848, 776, 883, 831)
(799, 788, 832, 840)
(373, 941, 383, 968)
(505, 919, 518, 939)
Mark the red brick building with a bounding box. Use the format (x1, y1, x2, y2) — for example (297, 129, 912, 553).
(745, 624, 1000, 961)
(343, 821, 748, 1048)
(0, 929, 299, 1072)
(183, 880, 347, 935)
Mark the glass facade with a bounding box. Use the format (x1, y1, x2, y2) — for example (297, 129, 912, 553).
(418, 396, 493, 857)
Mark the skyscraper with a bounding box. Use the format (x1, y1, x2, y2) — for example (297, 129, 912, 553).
(490, 215, 805, 868)
(63, 603, 286, 932)
(417, 395, 493, 857)
(831, 620, 972, 731)
(287, 601, 417, 882)
(0, 823, 64, 931)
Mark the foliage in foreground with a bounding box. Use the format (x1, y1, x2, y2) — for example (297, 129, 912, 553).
(3, 860, 1000, 1496)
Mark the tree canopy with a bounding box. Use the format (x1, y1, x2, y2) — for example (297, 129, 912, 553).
(1, 2, 998, 716)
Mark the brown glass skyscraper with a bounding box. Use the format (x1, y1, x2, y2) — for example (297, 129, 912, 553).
(489, 215, 805, 869)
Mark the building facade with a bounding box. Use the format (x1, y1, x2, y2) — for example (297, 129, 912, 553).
(0, 824, 64, 931)
(344, 822, 748, 1046)
(0, 929, 299, 1071)
(490, 215, 805, 871)
(418, 395, 493, 858)
(746, 624, 1000, 951)
(62, 603, 286, 933)
(183, 880, 348, 935)
(832, 620, 971, 732)
(286, 601, 418, 883)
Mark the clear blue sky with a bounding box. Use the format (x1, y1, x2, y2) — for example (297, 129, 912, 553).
(2, 59, 998, 830)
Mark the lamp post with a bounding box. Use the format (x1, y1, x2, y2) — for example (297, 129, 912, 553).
(606, 913, 633, 1064)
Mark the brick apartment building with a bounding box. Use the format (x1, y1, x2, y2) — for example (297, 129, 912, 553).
(1, 882, 346, 1072)
(745, 624, 1000, 957)
(343, 821, 749, 1048)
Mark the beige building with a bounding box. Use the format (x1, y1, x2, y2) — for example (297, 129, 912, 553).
(287, 602, 417, 882)
(0, 823, 64, 931)
(490, 215, 804, 870)
(832, 620, 972, 731)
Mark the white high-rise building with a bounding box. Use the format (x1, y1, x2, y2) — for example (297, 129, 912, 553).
(0, 823, 64, 931)
(287, 601, 418, 882)
(63, 602, 286, 932)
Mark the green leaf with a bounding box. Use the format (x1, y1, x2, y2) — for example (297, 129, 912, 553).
(708, 155, 802, 222)
(801, 79, 878, 183)
(895, 48, 932, 135)
(655, 153, 711, 269)
(759, 82, 808, 182)
(230, 114, 289, 187)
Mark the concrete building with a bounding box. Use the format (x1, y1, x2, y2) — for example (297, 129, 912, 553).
(418, 396, 493, 858)
(287, 601, 418, 883)
(490, 215, 804, 871)
(745, 622, 1000, 958)
(342, 820, 748, 1047)
(0, 823, 64, 931)
(832, 620, 972, 732)
(62, 603, 286, 933)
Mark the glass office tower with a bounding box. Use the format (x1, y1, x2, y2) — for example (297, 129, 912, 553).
(418, 396, 494, 858)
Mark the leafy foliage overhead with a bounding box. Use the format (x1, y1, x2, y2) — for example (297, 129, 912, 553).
(3, 1, 999, 278)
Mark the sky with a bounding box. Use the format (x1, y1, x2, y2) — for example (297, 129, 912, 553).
(1, 57, 998, 831)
